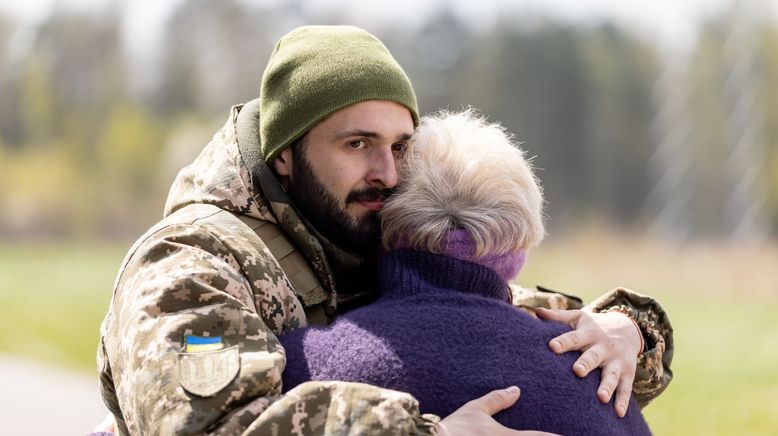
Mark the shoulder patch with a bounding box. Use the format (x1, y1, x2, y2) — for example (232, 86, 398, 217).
(178, 345, 240, 397)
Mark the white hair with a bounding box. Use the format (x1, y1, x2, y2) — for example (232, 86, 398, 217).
(381, 109, 545, 256)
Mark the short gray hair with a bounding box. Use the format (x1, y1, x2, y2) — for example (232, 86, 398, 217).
(381, 109, 545, 257)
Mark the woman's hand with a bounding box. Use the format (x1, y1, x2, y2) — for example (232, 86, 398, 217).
(535, 307, 642, 417)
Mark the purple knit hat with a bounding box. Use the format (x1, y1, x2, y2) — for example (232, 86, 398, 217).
(439, 229, 526, 282)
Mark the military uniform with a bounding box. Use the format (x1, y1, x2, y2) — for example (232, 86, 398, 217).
(98, 100, 673, 435)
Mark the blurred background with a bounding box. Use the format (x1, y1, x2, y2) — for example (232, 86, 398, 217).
(0, 0, 776, 434)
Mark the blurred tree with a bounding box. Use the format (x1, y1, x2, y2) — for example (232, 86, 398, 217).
(758, 22, 778, 234)
(0, 8, 136, 238)
(0, 144, 83, 239)
(0, 11, 10, 77)
(718, 2, 771, 243)
(646, 57, 696, 242)
(151, 0, 277, 118)
(394, 3, 471, 114)
(686, 9, 773, 240)
(18, 53, 57, 147)
(95, 101, 165, 237)
(579, 25, 658, 225)
(683, 20, 731, 236)
(468, 23, 590, 231)
(0, 12, 25, 147)
(28, 9, 126, 158)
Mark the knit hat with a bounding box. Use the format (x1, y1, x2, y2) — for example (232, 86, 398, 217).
(440, 230, 527, 282)
(259, 25, 419, 162)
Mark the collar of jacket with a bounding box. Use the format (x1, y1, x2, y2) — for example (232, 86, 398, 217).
(235, 99, 378, 312)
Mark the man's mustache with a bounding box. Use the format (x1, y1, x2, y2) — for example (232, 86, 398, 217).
(346, 187, 396, 203)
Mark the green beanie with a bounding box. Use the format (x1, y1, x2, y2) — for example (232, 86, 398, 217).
(259, 25, 419, 162)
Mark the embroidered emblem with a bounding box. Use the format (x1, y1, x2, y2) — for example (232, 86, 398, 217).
(179, 342, 240, 397)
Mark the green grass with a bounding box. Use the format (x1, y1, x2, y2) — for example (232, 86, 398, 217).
(636, 293, 778, 435)
(0, 242, 128, 371)
(1, 237, 777, 434)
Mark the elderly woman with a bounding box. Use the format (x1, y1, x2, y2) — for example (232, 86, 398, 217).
(279, 110, 651, 435)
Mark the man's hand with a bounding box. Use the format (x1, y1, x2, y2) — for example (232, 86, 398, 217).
(437, 386, 557, 436)
(535, 307, 642, 418)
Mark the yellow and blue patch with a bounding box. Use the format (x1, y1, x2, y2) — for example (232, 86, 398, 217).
(184, 335, 224, 353)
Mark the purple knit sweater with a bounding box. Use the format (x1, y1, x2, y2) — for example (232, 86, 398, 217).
(280, 249, 651, 435)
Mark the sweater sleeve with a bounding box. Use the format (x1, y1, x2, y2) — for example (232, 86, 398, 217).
(98, 224, 439, 436)
(508, 284, 674, 407)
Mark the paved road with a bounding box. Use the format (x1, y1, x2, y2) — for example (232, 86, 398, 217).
(0, 354, 109, 435)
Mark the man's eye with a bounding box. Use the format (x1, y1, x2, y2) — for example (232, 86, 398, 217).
(348, 140, 366, 149)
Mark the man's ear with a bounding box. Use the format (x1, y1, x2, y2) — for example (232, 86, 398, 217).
(272, 148, 293, 178)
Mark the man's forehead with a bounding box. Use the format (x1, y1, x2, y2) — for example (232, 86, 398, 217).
(316, 100, 414, 136)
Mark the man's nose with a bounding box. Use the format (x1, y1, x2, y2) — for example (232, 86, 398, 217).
(367, 146, 399, 189)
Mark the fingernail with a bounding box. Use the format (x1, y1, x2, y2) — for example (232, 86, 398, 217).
(599, 389, 608, 397)
(550, 341, 561, 352)
(576, 363, 586, 372)
(617, 405, 625, 417)
(506, 386, 519, 394)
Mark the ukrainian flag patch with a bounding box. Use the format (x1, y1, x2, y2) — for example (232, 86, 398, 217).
(184, 335, 224, 353)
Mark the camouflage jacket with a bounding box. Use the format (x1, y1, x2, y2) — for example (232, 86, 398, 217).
(97, 100, 673, 435)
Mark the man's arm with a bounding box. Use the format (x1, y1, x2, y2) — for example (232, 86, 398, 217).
(99, 224, 439, 435)
(584, 287, 674, 406)
(510, 285, 674, 408)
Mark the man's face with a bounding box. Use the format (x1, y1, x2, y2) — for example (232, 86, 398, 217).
(273, 100, 414, 255)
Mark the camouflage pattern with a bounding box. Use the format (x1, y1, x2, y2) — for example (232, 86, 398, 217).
(510, 284, 584, 312)
(98, 100, 673, 435)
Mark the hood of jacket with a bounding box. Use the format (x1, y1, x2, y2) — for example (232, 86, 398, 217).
(164, 99, 378, 312)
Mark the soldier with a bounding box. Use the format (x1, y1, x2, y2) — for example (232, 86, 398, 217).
(97, 25, 673, 435)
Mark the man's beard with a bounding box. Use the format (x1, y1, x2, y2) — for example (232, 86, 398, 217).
(286, 149, 390, 256)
